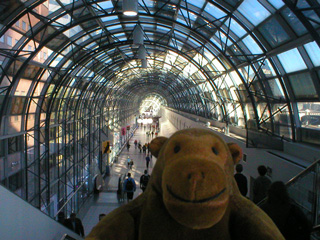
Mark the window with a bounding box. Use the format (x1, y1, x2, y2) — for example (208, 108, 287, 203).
(242, 35, 263, 54)
(228, 18, 246, 38)
(22, 21, 26, 31)
(28, 45, 32, 51)
(288, 72, 318, 99)
(187, 0, 205, 9)
(8, 136, 21, 154)
(0, 35, 4, 43)
(281, 8, 307, 36)
(43, 52, 47, 59)
(238, 0, 271, 26)
(277, 48, 307, 73)
(7, 36, 12, 46)
(15, 21, 20, 27)
(259, 17, 290, 47)
(268, 0, 284, 9)
(304, 41, 320, 67)
(267, 78, 285, 98)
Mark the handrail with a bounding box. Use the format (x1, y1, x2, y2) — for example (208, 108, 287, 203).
(54, 177, 88, 218)
(286, 159, 320, 187)
(60, 233, 77, 240)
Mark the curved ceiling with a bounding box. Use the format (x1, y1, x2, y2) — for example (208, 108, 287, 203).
(1, 0, 320, 143)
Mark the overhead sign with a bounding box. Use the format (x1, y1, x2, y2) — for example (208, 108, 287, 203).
(102, 140, 111, 154)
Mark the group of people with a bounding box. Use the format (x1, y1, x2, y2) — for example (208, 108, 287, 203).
(57, 212, 85, 237)
(234, 164, 312, 240)
(122, 170, 151, 201)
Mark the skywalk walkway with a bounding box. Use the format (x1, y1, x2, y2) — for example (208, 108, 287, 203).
(78, 119, 177, 236)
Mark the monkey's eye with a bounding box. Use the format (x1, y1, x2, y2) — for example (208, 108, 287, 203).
(212, 147, 218, 155)
(174, 145, 181, 153)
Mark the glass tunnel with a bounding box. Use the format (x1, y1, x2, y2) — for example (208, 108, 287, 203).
(1, 0, 320, 218)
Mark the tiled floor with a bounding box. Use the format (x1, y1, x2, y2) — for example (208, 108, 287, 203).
(79, 118, 178, 237)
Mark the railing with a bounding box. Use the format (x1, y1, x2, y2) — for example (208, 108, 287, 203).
(60, 233, 78, 240)
(286, 159, 320, 231)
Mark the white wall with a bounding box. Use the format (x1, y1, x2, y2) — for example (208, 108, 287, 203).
(0, 185, 82, 240)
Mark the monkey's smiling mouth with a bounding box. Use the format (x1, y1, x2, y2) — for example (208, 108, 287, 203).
(166, 185, 226, 203)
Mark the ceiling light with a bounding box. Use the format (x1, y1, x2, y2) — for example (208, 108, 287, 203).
(138, 45, 146, 59)
(142, 59, 148, 68)
(133, 25, 144, 46)
(123, 0, 138, 16)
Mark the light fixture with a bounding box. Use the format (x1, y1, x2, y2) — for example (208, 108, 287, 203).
(138, 45, 146, 59)
(142, 59, 148, 68)
(123, 0, 138, 16)
(133, 25, 144, 46)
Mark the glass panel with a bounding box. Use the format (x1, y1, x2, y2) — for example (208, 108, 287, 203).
(187, 0, 205, 9)
(288, 72, 318, 99)
(238, 0, 271, 26)
(281, 8, 307, 36)
(203, 2, 227, 19)
(139, 0, 154, 8)
(242, 35, 263, 54)
(268, 0, 285, 9)
(229, 18, 246, 38)
(277, 48, 307, 73)
(97, 1, 113, 9)
(258, 17, 290, 47)
(298, 102, 320, 128)
(304, 41, 320, 67)
(297, 1, 320, 28)
(268, 78, 285, 98)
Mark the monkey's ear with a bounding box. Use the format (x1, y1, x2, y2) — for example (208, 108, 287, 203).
(150, 137, 168, 158)
(227, 143, 243, 164)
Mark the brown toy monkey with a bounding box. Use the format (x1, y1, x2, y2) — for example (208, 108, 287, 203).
(86, 128, 284, 240)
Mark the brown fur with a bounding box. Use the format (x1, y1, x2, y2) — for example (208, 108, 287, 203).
(86, 128, 284, 240)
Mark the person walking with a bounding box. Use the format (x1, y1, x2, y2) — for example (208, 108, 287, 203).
(142, 144, 147, 154)
(134, 139, 137, 149)
(260, 181, 311, 240)
(145, 154, 151, 168)
(127, 156, 131, 169)
(138, 143, 142, 153)
(234, 164, 248, 197)
(68, 213, 85, 237)
(140, 170, 150, 192)
(129, 158, 134, 170)
(57, 212, 73, 230)
(123, 173, 136, 202)
(99, 213, 106, 221)
(253, 165, 272, 204)
(126, 142, 130, 151)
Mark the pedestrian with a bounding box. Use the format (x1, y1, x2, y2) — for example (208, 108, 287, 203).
(99, 213, 106, 221)
(127, 156, 131, 168)
(151, 131, 154, 138)
(138, 143, 142, 153)
(260, 181, 312, 240)
(68, 213, 85, 237)
(142, 145, 147, 154)
(145, 154, 151, 168)
(140, 170, 150, 192)
(147, 143, 150, 154)
(253, 165, 272, 204)
(134, 139, 137, 149)
(126, 142, 130, 151)
(129, 158, 134, 170)
(123, 173, 136, 202)
(57, 212, 73, 230)
(234, 164, 248, 197)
